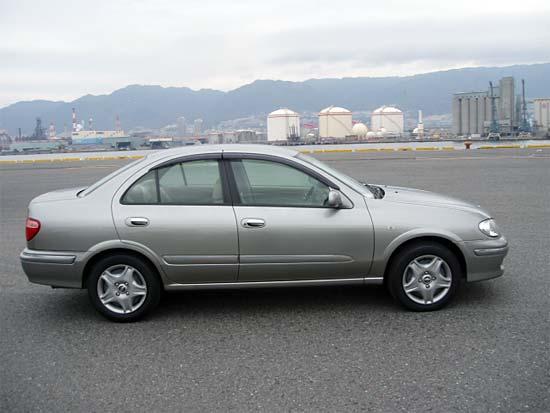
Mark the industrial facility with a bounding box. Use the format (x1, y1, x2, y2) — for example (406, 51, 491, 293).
(267, 108, 301, 142)
(533, 99, 550, 135)
(371, 106, 404, 135)
(3, 74, 548, 155)
(318, 106, 353, 139)
(67, 109, 138, 149)
(412, 110, 425, 138)
(452, 76, 527, 137)
(352, 122, 368, 138)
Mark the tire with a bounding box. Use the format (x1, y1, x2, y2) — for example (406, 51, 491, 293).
(87, 254, 161, 322)
(387, 242, 461, 311)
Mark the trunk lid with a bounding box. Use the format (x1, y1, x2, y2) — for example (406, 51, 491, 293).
(30, 187, 87, 204)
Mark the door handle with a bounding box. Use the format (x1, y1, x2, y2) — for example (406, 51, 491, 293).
(242, 218, 265, 228)
(126, 217, 149, 227)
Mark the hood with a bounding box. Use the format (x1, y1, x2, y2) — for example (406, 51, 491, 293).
(378, 185, 490, 217)
(30, 187, 87, 204)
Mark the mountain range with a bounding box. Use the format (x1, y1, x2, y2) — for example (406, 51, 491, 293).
(1, 63, 549, 135)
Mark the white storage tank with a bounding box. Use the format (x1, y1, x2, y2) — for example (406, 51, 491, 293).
(267, 108, 301, 142)
(352, 122, 368, 138)
(319, 106, 353, 139)
(371, 105, 404, 134)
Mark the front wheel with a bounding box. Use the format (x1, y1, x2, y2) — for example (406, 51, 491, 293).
(87, 254, 161, 322)
(387, 243, 461, 311)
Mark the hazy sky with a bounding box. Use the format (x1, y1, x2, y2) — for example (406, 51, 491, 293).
(1, 0, 549, 107)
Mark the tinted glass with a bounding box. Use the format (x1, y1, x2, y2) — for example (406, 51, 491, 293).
(231, 159, 329, 207)
(157, 160, 224, 204)
(122, 170, 158, 204)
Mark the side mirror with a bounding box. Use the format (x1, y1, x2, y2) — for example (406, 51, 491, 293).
(327, 189, 343, 208)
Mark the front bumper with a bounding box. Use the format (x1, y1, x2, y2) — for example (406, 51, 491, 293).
(460, 237, 509, 282)
(20, 248, 85, 288)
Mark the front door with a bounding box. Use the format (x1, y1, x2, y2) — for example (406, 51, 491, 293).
(112, 157, 238, 284)
(226, 156, 374, 281)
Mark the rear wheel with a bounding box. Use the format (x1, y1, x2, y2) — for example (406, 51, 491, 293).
(87, 254, 161, 322)
(387, 242, 461, 311)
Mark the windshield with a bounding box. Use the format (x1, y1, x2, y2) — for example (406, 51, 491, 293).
(297, 153, 372, 196)
(79, 158, 145, 197)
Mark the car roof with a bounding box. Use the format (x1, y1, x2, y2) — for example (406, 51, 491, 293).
(144, 144, 299, 162)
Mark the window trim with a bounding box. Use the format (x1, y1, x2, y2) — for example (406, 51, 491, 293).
(120, 156, 231, 206)
(223, 155, 352, 209)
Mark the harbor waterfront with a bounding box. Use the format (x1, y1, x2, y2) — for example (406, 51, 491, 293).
(1, 139, 549, 163)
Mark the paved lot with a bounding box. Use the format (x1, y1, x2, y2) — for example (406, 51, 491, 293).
(1, 149, 549, 412)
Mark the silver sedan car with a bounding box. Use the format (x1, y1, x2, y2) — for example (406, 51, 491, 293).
(21, 145, 508, 321)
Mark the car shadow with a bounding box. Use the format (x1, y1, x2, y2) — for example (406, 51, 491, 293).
(24, 278, 506, 324)
(157, 285, 396, 318)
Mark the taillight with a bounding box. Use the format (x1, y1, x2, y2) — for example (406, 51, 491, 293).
(25, 218, 41, 241)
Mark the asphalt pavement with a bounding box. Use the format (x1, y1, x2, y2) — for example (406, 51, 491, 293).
(1, 148, 549, 412)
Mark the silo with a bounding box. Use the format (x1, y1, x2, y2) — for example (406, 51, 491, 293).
(371, 106, 404, 134)
(318, 106, 353, 139)
(267, 108, 301, 142)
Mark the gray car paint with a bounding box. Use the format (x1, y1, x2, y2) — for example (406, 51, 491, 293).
(21, 144, 508, 290)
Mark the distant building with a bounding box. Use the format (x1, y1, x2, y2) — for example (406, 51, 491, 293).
(223, 131, 237, 143)
(318, 106, 353, 139)
(234, 129, 266, 143)
(267, 108, 300, 142)
(193, 119, 203, 136)
(207, 131, 224, 145)
(0, 130, 12, 150)
(31, 117, 47, 140)
(452, 76, 517, 136)
(533, 99, 550, 135)
(177, 116, 187, 137)
(371, 106, 404, 135)
(71, 130, 127, 145)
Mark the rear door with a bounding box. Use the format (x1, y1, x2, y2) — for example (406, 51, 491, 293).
(112, 155, 239, 284)
(225, 155, 374, 282)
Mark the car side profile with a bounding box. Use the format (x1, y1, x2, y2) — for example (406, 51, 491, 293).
(21, 144, 508, 321)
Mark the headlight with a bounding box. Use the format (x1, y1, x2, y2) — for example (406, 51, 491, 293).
(479, 219, 500, 238)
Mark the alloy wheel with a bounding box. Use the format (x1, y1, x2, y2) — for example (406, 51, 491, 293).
(402, 254, 452, 305)
(96, 264, 148, 314)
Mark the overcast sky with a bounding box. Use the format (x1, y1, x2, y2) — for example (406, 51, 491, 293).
(1, 0, 549, 107)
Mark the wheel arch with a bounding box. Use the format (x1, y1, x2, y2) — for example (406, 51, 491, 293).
(82, 247, 165, 289)
(382, 235, 467, 282)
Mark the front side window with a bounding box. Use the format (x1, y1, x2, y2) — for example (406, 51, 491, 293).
(230, 159, 329, 207)
(122, 159, 224, 205)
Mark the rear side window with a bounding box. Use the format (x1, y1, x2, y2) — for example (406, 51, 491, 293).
(121, 170, 158, 204)
(157, 160, 224, 204)
(122, 160, 225, 205)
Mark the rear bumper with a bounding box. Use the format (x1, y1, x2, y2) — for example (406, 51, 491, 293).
(20, 248, 84, 288)
(460, 237, 509, 282)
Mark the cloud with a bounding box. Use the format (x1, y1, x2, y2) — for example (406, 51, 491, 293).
(0, 0, 549, 107)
